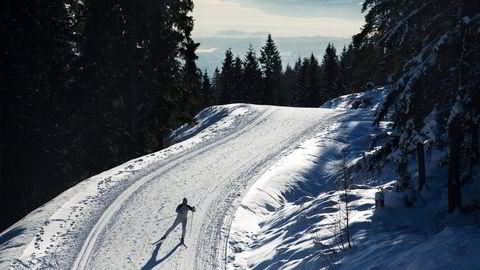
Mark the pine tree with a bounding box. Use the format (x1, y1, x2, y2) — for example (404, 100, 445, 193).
(306, 54, 321, 107)
(281, 64, 296, 106)
(294, 57, 310, 107)
(180, 38, 202, 120)
(320, 43, 339, 103)
(231, 56, 244, 103)
(337, 45, 354, 95)
(211, 67, 221, 104)
(202, 70, 212, 107)
(219, 49, 235, 104)
(243, 45, 263, 104)
(259, 34, 283, 105)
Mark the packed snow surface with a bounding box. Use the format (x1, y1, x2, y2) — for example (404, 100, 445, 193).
(1, 89, 479, 270)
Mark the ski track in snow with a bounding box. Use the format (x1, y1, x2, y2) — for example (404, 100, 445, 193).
(45, 105, 342, 270)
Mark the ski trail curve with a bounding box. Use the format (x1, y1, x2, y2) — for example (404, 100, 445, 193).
(73, 106, 341, 270)
(72, 106, 274, 270)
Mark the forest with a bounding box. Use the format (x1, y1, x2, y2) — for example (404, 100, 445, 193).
(1, 0, 479, 231)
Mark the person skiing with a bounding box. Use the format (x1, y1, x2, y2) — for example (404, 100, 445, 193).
(159, 198, 196, 244)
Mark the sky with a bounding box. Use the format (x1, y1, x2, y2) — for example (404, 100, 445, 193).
(192, 0, 365, 38)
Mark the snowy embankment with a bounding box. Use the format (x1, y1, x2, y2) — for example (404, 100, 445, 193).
(227, 88, 480, 270)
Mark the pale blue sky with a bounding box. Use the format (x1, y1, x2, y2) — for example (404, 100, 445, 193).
(192, 0, 364, 38)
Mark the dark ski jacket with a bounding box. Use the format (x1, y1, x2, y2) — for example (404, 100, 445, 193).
(176, 203, 195, 219)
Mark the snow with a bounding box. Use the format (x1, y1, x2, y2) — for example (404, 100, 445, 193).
(2, 88, 479, 270)
(227, 88, 480, 269)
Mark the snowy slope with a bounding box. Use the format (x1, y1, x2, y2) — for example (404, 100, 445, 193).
(0, 104, 344, 269)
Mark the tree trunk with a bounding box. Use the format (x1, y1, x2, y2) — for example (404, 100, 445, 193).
(416, 142, 426, 192)
(448, 117, 462, 213)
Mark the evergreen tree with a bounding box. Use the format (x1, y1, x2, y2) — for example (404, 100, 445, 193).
(281, 64, 297, 105)
(259, 34, 283, 105)
(180, 38, 202, 120)
(211, 67, 221, 104)
(231, 56, 244, 103)
(219, 49, 235, 104)
(243, 45, 263, 104)
(202, 70, 212, 107)
(294, 57, 310, 107)
(337, 45, 354, 95)
(278, 65, 296, 106)
(306, 54, 321, 107)
(320, 43, 339, 103)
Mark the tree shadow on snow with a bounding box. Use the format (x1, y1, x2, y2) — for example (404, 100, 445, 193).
(141, 242, 182, 270)
(0, 227, 25, 250)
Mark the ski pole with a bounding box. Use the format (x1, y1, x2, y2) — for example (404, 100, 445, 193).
(189, 211, 194, 239)
(156, 214, 177, 223)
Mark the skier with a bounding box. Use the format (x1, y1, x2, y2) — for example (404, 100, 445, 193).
(159, 198, 196, 244)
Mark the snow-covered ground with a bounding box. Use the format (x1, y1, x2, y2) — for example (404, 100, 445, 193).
(1, 89, 479, 270)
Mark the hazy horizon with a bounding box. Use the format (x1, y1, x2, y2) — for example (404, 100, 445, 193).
(192, 0, 364, 39)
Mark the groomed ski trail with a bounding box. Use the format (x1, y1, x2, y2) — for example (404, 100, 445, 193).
(72, 105, 342, 270)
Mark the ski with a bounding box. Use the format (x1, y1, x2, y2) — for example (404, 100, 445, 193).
(152, 238, 165, 245)
(180, 239, 187, 248)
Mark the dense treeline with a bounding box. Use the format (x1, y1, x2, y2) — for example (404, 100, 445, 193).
(1, 0, 206, 230)
(207, 34, 384, 108)
(206, 34, 379, 108)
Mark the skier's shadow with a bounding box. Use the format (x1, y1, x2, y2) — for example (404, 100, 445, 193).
(141, 242, 182, 270)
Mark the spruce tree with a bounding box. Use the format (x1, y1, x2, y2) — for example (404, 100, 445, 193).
(281, 64, 297, 105)
(294, 58, 310, 107)
(180, 38, 202, 120)
(211, 67, 221, 104)
(337, 45, 354, 95)
(259, 34, 283, 105)
(231, 56, 244, 103)
(306, 54, 321, 107)
(320, 43, 339, 103)
(219, 49, 235, 104)
(243, 45, 263, 104)
(202, 70, 212, 107)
